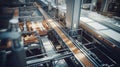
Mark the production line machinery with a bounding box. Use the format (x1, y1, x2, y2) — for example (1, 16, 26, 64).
(36, 1, 120, 67)
(35, 2, 108, 67)
(0, 1, 120, 67)
(1, 3, 80, 67)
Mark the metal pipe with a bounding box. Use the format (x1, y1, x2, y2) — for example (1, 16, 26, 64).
(26, 48, 69, 59)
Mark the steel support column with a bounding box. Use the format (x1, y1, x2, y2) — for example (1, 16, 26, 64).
(66, 0, 82, 35)
(54, 0, 59, 18)
(48, 2, 52, 11)
(101, 0, 111, 12)
(90, 0, 97, 11)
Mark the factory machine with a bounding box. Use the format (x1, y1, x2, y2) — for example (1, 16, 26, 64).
(36, 0, 120, 66)
(0, 2, 79, 67)
(0, 0, 120, 67)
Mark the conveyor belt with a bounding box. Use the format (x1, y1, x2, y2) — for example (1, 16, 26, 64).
(41, 37, 56, 56)
(80, 17, 120, 48)
(35, 3, 94, 67)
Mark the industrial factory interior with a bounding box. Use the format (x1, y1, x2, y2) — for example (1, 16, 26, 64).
(0, 0, 120, 67)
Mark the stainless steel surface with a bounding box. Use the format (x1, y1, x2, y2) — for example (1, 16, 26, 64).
(101, 30, 120, 42)
(87, 22, 108, 30)
(41, 36, 56, 56)
(80, 16, 120, 45)
(66, 0, 82, 30)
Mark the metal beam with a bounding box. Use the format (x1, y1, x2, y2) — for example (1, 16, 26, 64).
(90, 0, 97, 11)
(48, 2, 52, 11)
(100, 0, 112, 12)
(27, 52, 73, 65)
(66, 0, 82, 35)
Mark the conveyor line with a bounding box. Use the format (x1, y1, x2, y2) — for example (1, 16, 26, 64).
(80, 17, 120, 48)
(35, 3, 94, 67)
(41, 37, 56, 56)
